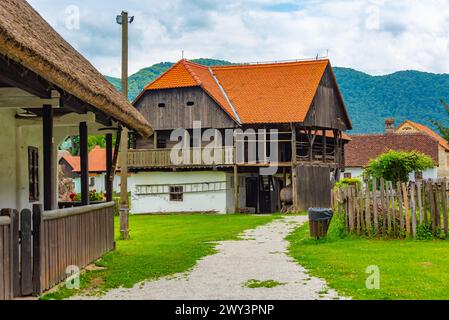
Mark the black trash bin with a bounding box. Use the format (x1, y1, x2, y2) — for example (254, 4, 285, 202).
(308, 208, 333, 239)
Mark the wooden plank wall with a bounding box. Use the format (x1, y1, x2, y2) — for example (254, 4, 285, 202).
(136, 87, 236, 131)
(295, 165, 333, 211)
(0, 216, 12, 300)
(38, 204, 115, 293)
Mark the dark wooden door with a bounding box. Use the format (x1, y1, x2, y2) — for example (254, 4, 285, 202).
(259, 176, 274, 213)
(246, 178, 259, 211)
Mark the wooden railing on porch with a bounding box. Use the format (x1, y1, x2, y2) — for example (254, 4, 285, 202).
(37, 202, 115, 293)
(0, 202, 115, 300)
(0, 213, 13, 300)
(127, 147, 235, 168)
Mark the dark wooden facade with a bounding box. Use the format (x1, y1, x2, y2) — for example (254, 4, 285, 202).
(135, 87, 236, 131)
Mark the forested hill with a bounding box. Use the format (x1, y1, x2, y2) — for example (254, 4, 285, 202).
(106, 59, 449, 134)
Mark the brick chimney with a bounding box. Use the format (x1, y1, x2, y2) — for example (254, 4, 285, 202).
(385, 118, 395, 134)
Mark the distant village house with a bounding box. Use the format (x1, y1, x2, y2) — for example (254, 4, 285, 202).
(344, 119, 449, 181)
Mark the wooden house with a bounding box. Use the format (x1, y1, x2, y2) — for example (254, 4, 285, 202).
(129, 59, 352, 214)
(0, 0, 151, 299)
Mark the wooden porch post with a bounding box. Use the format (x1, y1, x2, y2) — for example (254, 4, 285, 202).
(233, 132, 239, 213)
(322, 129, 327, 163)
(79, 122, 89, 206)
(291, 124, 298, 212)
(42, 105, 54, 211)
(105, 133, 113, 202)
(153, 131, 158, 149)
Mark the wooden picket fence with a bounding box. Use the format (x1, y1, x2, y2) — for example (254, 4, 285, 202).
(332, 177, 449, 239)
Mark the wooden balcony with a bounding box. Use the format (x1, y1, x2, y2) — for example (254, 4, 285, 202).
(127, 147, 235, 169)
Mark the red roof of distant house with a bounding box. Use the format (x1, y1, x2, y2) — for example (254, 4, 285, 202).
(61, 146, 108, 173)
(60, 152, 80, 171)
(398, 120, 449, 151)
(137, 59, 351, 126)
(345, 133, 439, 167)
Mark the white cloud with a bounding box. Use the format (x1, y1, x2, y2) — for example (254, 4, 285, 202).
(27, 0, 449, 76)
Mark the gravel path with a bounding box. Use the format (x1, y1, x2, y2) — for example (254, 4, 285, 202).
(72, 216, 346, 300)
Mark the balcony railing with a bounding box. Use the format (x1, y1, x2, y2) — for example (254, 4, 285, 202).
(127, 147, 235, 168)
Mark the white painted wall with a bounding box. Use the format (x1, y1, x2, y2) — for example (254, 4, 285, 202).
(0, 107, 116, 212)
(74, 173, 121, 194)
(342, 167, 438, 182)
(129, 171, 230, 214)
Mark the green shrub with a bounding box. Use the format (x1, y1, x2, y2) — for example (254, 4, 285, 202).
(335, 178, 361, 189)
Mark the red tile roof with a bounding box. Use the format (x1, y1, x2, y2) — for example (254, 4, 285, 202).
(345, 133, 440, 167)
(138, 59, 344, 125)
(62, 146, 108, 173)
(398, 120, 449, 151)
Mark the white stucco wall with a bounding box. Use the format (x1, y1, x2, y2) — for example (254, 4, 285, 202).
(74, 173, 121, 194)
(342, 167, 437, 182)
(128, 171, 230, 214)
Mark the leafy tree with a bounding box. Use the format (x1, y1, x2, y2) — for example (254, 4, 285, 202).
(430, 98, 449, 143)
(364, 150, 435, 183)
(65, 135, 115, 156)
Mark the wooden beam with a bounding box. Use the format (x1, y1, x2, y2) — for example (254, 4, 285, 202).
(0, 55, 50, 98)
(43, 105, 54, 211)
(153, 131, 158, 149)
(291, 124, 298, 212)
(322, 129, 327, 163)
(234, 165, 239, 213)
(105, 134, 113, 202)
(0, 88, 60, 109)
(79, 122, 89, 206)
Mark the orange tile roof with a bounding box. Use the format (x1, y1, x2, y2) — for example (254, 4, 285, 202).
(399, 120, 449, 151)
(212, 60, 329, 124)
(139, 59, 337, 125)
(63, 146, 108, 173)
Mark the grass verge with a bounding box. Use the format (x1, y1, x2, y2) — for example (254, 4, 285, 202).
(287, 216, 449, 300)
(42, 214, 277, 300)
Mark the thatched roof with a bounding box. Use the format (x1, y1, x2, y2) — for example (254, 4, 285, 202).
(0, 0, 152, 137)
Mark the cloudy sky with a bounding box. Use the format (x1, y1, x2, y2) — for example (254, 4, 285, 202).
(28, 0, 449, 77)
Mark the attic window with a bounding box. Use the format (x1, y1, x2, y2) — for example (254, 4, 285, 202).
(158, 103, 166, 108)
(186, 101, 195, 107)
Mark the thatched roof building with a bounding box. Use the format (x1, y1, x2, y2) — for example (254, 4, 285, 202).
(0, 0, 151, 137)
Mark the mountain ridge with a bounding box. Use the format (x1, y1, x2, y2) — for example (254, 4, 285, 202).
(106, 59, 449, 134)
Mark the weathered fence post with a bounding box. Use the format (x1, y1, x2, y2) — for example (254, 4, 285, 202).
(397, 181, 404, 231)
(20, 209, 33, 296)
(348, 187, 355, 233)
(402, 183, 410, 238)
(32, 204, 42, 296)
(372, 177, 379, 235)
(410, 182, 417, 239)
(388, 181, 394, 235)
(380, 178, 387, 234)
(427, 181, 436, 233)
(365, 179, 371, 236)
(442, 178, 448, 238)
(416, 180, 424, 224)
(10, 209, 20, 298)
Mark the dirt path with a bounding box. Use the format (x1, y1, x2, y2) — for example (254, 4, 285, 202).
(72, 216, 346, 300)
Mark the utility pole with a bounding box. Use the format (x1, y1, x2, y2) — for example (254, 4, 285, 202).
(117, 11, 133, 240)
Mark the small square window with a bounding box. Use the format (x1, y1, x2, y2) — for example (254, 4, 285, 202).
(186, 101, 195, 107)
(344, 173, 352, 179)
(170, 186, 183, 202)
(89, 177, 95, 187)
(158, 103, 166, 108)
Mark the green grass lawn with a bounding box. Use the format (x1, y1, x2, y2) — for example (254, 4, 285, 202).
(43, 214, 277, 300)
(287, 217, 449, 300)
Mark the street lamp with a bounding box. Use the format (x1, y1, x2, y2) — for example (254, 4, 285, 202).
(117, 10, 133, 240)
